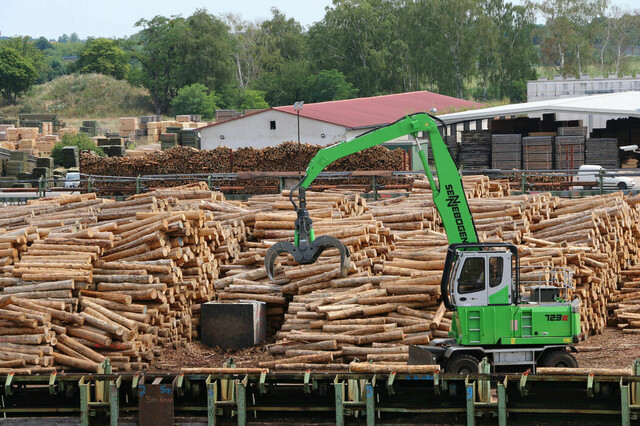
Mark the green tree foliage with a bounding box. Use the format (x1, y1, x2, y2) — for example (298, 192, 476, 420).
(530, 0, 608, 76)
(253, 59, 312, 106)
(238, 89, 269, 110)
(52, 133, 104, 166)
(0, 46, 38, 104)
(171, 83, 220, 119)
(308, 0, 399, 97)
(34, 37, 53, 51)
(75, 38, 129, 80)
(132, 9, 235, 113)
(307, 69, 357, 102)
(475, 1, 537, 101)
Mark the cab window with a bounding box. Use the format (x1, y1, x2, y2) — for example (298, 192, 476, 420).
(489, 256, 504, 288)
(458, 257, 485, 294)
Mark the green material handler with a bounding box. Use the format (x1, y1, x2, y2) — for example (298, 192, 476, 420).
(265, 112, 581, 373)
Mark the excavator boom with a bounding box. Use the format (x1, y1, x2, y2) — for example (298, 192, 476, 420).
(265, 112, 477, 280)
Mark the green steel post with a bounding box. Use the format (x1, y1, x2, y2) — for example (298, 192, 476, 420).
(136, 176, 141, 194)
(621, 380, 630, 426)
(38, 176, 44, 197)
(88, 176, 94, 193)
(236, 379, 246, 426)
(80, 380, 90, 426)
(207, 380, 217, 426)
(521, 172, 527, 194)
(598, 170, 604, 195)
(466, 380, 475, 426)
(335, 377, 344, 426)
(497, 380, 507, 426)
(372, 176, 378, 201)
(208, 175, 213, 191)
(109, 381, 119, 426)
(479, 357, 490, 403)
(365, 381, 375, 426)
(634, 359, 640, 405)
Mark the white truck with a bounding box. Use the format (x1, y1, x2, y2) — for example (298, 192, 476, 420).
(575, 165, 635, 190)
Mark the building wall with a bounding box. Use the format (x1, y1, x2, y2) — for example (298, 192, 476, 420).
(200, 110, 348, 149)
(527, 75, 640, 130)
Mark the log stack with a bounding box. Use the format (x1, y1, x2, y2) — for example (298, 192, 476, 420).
(2, 177, 640, 372)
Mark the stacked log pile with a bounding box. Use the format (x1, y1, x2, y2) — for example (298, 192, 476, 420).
(3, 177, 640, 372)
(0, 183, 251, 372)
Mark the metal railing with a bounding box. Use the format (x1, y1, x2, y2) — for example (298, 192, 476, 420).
(1, 168, 638, 204)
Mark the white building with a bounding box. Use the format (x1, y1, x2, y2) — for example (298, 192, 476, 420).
(527, 75, 640, 129)
(198, 91, 482, 153)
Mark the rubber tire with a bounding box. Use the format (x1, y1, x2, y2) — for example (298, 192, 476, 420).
(539, 350, 578, 368)
(446, 354, 480, 374)
(618, 182, 628, 190)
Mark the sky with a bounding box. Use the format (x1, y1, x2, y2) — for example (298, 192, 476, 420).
(0, 0, 334, 39)
(0, 0, 639, 40)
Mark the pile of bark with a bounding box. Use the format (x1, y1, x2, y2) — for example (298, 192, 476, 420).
(80, 144, 407, 194)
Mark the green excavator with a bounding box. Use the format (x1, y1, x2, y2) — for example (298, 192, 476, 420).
(265, 112, 581, 373)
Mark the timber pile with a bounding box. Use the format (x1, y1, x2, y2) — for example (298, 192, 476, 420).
(0, 183, 251, 372)
(3, 177, 640, 372)
(80, 144, 407, 194)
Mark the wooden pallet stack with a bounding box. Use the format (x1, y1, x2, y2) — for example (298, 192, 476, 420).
(492, 134, 522, 170)
(459, 130, 492, 169)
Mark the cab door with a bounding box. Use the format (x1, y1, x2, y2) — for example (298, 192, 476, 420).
(453, 255, 487, 307)
(487, 252, 512, 305)
(452, 252, 512, 307)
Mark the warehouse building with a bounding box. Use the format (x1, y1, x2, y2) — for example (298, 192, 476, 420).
(527, 75, 640, 129)
(197, 91, 482, 159)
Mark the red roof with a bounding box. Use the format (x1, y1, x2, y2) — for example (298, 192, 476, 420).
(274, 91, 483, 129)
(198, 90, 482, 131)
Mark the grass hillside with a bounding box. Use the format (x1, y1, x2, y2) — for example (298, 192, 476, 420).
(0, 73, 155, 118)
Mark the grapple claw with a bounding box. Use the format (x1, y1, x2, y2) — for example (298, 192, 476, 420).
(264, 236, 351, 282)
(265, 241, 298, 281)
(310, 236, 351, 277)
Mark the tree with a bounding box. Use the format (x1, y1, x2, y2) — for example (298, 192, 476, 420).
(308, 0, 400, 97)
(75, 38, 129, 79)
(529, 0, 609, 76)
(52, 134, 104, 166)
(252, 59, 312, 106)
(34, 37, 53, 51)
(475, 1, 537, 101)
(307, 69, 357, 102)
(238, 89, 269, 110)
(226, 14, 262, 90)
(171, 83, 220, 119)
(175, 10, 235, 91)
(1, 37, 46, 75)
(607, 8, 640, 74)
(0, 46, 38, 104)
(131, 9, 235, 113)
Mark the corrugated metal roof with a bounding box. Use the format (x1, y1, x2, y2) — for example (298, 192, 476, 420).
(274, 91, 482, 129)
(439, 91, 640, 124)
(197, 91, 482, 131)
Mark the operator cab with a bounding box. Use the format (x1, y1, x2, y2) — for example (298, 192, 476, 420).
(451, 250, 512, 307)
(442, 243, 521, 311)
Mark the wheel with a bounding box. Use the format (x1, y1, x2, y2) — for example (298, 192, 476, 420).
(618, 182, 628, 190)
(539, 350, 578, 368)
(446, 354, 479, 374)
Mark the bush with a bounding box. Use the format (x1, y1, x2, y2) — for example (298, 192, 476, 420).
(171, 83, 219, 120)
(52, 133, 104, 166)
